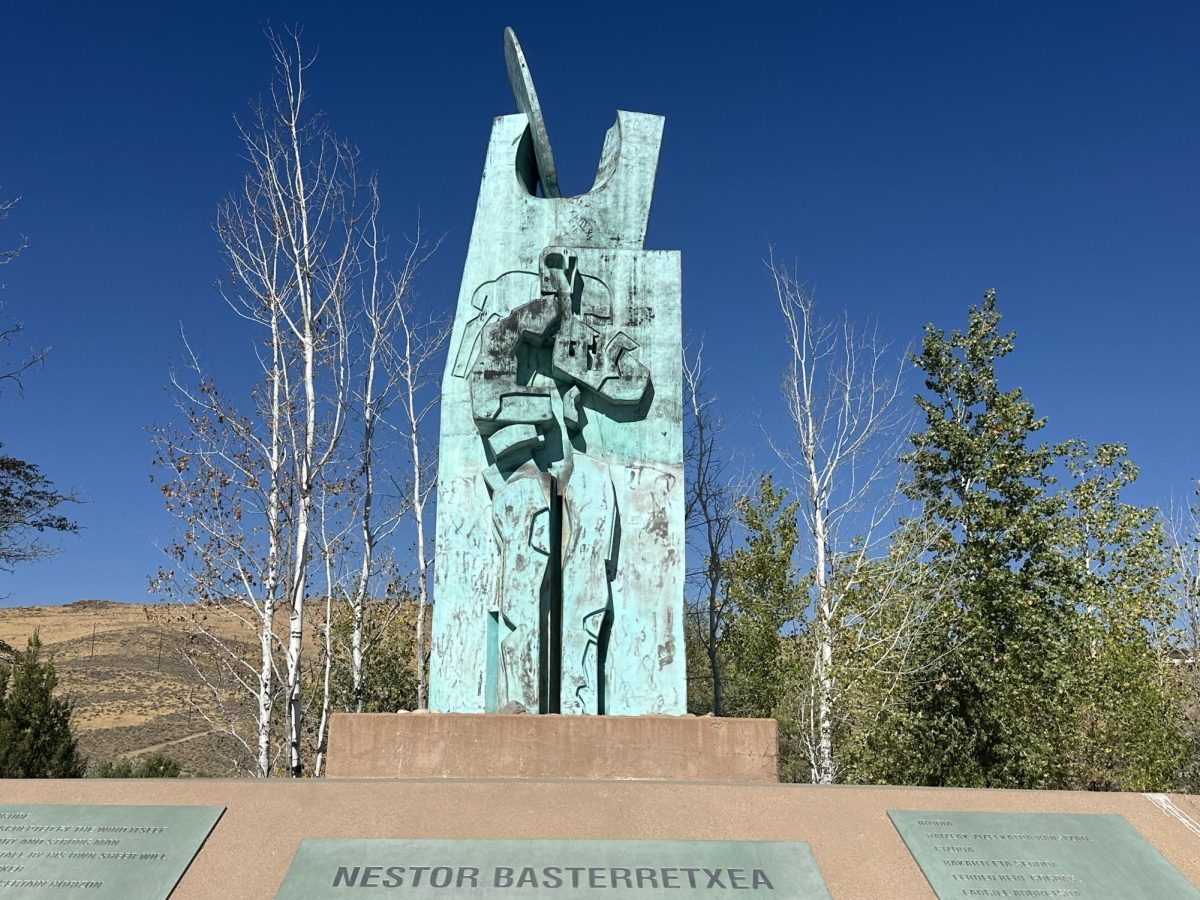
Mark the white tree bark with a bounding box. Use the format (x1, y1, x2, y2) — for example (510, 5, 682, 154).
(339, 215, 443, 714)
(390, 249, 446, 710)
(256, 309, 286, 777)
(166, 30, 357, 776)
(252, 31, 355, 777)
(768, 255, 909, 784)
(152, 338, 288, 777)
(313, 489, 351, 778)
(154, 30, 435, 775)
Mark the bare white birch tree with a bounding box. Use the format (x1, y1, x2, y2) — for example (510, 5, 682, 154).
(312, 480, 356, 776)
(389, 265, 446, 710)
(155, 27, 445, 775)
(345, 193, 391, 715)
(299, 214, 443, 763)
(344, 210, 442, 713)
(154, 29, 373, 777)
(766, 255, 911, 783)
(236, 30, 358, 776)
(151, 350, 289, 777)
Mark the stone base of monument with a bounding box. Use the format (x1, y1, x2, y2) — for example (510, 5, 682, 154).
(324, 712, 778, 781)
(3, 778, 1199, 898)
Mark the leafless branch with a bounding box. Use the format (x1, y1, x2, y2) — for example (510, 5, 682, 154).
(764, 250, 917, 783)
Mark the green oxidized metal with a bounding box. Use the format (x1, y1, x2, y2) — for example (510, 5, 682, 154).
(430, 29, 684, 715)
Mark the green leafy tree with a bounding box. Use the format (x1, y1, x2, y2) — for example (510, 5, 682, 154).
(720, 476, 809, 777)
(327, 601, 419, 714)
(895, 290, 1077, 788)
(825, 528, 954, 785)
(1054, 440, 1190, 790)
(0, 632, 85, 778)
(1167, 483, 1200, 788)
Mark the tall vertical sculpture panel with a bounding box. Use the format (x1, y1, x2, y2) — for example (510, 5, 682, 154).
(430, 30, 684, 716)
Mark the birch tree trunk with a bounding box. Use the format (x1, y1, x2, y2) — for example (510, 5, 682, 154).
(154, 29, 427, 775)
(261, 31, 354, 777)
(256, 309, 287, 778)
(391, 264, 446, 711)
(313, 490, 348, 779)
(222, 29, 355, 776)
(350, 206, 386, 714)
(769, 256, 908, 784)
(151, 342, 290, 776)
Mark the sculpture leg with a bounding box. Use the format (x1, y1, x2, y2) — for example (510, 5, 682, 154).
(490, 471, 553, 713)
(559, 454, 616, 715)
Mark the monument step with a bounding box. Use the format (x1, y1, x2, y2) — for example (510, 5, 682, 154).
(324, 712, 778, 781)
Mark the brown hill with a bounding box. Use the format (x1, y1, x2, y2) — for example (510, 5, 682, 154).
(0, 601, 255, 777)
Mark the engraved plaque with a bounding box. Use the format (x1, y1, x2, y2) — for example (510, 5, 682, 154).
(889, 810, 1199, 899)
(0, 804, 223, 899)
(277, 838, 830, 898)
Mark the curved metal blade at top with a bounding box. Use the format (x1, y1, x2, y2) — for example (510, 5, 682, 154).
(504, 27, 561, 198)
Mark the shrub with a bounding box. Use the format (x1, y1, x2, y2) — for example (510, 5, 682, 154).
(91, 753, 181, 778)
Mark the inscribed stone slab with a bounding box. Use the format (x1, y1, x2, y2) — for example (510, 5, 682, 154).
(889, 810, 1200, 899)
(276, 838, 830, 898)
(0, 803, 223, 899)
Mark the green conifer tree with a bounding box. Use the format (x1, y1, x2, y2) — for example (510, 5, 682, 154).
(0, 632, 85, 778)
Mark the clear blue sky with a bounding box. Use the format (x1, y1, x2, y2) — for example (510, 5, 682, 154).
(1, 1, 1197, 605)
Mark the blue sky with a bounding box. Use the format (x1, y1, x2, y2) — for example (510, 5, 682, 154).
(1, 1, 1197, 605)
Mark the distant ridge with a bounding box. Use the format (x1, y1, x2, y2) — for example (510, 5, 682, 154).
(0, 600, 244, 775)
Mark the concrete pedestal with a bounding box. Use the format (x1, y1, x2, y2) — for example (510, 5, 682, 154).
(324, 712, 778, 781)
(3, 778, 1199, 898)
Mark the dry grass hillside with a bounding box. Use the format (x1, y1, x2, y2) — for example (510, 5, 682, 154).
(0, 601, 261, 777)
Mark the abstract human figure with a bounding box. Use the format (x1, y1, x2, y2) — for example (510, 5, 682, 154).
(431, 29, 685, 716)
(466, 248, 648, 713)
